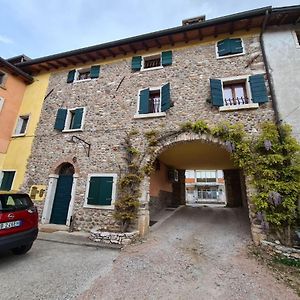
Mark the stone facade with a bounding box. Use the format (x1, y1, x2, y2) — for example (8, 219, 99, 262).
(23, 32, 275, 239)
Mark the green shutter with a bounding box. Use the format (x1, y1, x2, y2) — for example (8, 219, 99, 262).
(162, 51, 172, 66)
(230, 38, 243, 54)
(210, 79, 224, 107)
(161, 83, 171, 112)
(67, 70, 76, 83)
(139, 88, 149, 114)
(90, 65, 100, 78)
(54, 108, 67, 130)
(131, 56, 142, 71)
(72, 108, 84, 129)
(217, 39, 231, 56)
(87, 176, 113, 206)
(0, 171, 15, 191)
(249, 74, 268, 104)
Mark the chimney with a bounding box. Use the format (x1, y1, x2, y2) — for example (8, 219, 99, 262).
(182, 15, 206, 26)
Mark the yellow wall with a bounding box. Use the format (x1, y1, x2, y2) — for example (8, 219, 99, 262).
(2, 73, 50, 190)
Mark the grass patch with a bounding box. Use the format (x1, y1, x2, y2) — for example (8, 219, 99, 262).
(273, 257, 300, 268)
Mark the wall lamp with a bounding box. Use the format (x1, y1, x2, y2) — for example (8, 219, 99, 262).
(68, 135, 91, 157)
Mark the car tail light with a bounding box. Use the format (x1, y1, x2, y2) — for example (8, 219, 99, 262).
(27, 206, 37, 214)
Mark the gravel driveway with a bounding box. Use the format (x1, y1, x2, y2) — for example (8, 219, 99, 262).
(79, 206, 299, 300)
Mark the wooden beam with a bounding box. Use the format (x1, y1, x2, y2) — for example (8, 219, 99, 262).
(229, 22, 234, 34)
(118, 46, 127, 55)
(295, 16, 300, 24)
(46, 62, 59, 69)
(85, 53, 96, 61)
(167, 35, 175, 46)
(95, 51, 105, 60)
(154, 38, 161, 48)
(65, 57, 78, 65)
(106, 48, 116, 57)
(214, 26, 218, 38)
(198, 29, 203, 40)
(183, 31, 189, 43)
(75, 56, 87, 63)
(245, 19, 252, 31)
(57, 60, 67, 67)
(128, 43, 137, 53)
(141, 41, 149, 51)
(40, 65, 50, 71)
(279, 14, 288, 25)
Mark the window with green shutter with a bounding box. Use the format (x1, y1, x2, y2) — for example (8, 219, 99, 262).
(54, 107, 85, 131)
(67, 65, 101, 82)
(54, 108, 67, 130)
(0, 171, 15, 191)
(132, 56, 142, 71)
(217, 38, 244, 57)
(249, 74, 268, 103)
(86, 175, 116, 206)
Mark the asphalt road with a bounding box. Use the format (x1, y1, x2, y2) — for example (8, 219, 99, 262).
(0, 240, 118, 300)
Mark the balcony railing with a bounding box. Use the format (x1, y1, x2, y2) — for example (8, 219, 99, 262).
(224, 97, 249, 106)
(149, 97, 161, 113)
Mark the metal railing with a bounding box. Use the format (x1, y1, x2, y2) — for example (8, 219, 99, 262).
(224, 97, 249, 106)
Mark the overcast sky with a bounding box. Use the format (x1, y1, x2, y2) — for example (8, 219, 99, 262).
(0, 0, 298, 59)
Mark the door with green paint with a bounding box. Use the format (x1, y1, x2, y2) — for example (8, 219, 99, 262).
(50, 175, 73, 224)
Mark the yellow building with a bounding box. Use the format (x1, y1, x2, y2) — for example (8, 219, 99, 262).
(0, 56, 50, 191)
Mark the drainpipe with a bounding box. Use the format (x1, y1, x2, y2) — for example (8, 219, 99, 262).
(259, 8, 282, 128)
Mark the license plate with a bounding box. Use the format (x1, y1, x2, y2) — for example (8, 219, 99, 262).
(0, 220, 22, 230)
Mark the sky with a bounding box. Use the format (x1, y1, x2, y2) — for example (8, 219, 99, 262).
(0, 0, 299, 59)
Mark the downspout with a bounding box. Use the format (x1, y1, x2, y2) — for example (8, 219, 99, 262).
(259, 8, 282, 127)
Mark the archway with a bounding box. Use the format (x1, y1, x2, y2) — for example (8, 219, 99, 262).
(139, 132, 250, 234)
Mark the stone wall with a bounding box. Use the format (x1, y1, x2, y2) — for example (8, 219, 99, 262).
(23, 33, 275, 235)
(149, 190, 173, 219)
(261, 240, 300, 260)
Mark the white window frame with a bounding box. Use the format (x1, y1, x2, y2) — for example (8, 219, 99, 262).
(141, 52, 163, 71)
(292, 30, 300, 49)
(13, 114, 30, 137)
(84, 173, 118, 210)
(74, 67, 92, 83)
(0, 170, 16, 190)
(0, 70, 8, 89)
(62, 107, 86, 132)
(134, 85, 167, 119)
(218, 74, 259, 112)
(0, 96, 4, 112)
(215, 38, 246, 59)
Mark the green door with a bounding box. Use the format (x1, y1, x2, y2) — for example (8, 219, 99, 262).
(50, 175, 73, 225)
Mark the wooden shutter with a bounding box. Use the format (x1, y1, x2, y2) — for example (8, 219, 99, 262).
(0, 171, 15, 191)
(87, 176, 113, 205)
(139, 88, 149, 114)
(210, 79, 224, 107)
(230, 38, 243, 54)
(72, 108, 84, 129)
(90, 65, 100, 78)
(54, 108, 67, 130)
(67, 70, 76, 83)
(131, 56, 142, 71)
(162, 51, 172, 66)
(217, 39, 231, 56)
(249, 74, 268, 103)
(161, 83, 171, 112)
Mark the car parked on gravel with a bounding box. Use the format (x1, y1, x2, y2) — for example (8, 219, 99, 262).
(0, 192, 38, 255)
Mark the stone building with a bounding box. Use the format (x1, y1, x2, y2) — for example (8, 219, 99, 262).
(13, 6, 300, 243)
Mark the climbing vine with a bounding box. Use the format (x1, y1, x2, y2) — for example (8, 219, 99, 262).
(114, 120, 300, 245)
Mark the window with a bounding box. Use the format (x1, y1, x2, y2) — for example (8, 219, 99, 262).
(84, 174, 117, 208)
(131, 51, 172, 71)
(54, 107, 85, 132)
(196, 170, 217, 183)
(0, 71, 7, 88)
(210, 74, 268, 111)
(216, 38, 244, 58)
(135, 83, 171, 118)
(67, 65, 100, 83)
(0, 171, 16, 191)
(14, 115, 29, 135)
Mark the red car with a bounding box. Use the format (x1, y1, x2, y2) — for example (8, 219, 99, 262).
(0, 192, 38, 255)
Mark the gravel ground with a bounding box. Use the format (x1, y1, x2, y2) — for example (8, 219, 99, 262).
(79, 206, 299, 300)
(0, 240, 118, 300)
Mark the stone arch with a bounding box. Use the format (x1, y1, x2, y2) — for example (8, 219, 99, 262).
(50, 156, 80, 175)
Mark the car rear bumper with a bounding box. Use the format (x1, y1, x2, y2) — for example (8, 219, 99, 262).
(0, 227, 38, 252)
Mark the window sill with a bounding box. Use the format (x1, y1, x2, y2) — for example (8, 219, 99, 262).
(73, 78, 94, 83)
(141, 66, 163, 72)
(84, 204, 115, 210)
(12, 133, 26, 138)
(219, 103, 259, 112)
(216, 52, 245, 60)
(134, 112, 166, 119)
(62, 128, 83, 133)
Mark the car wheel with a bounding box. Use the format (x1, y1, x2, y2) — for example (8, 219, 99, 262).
(11, 243, 33, 255)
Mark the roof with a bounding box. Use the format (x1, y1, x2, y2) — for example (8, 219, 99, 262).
(0, 57, 33, 84)
(15, 5, 300, 74)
